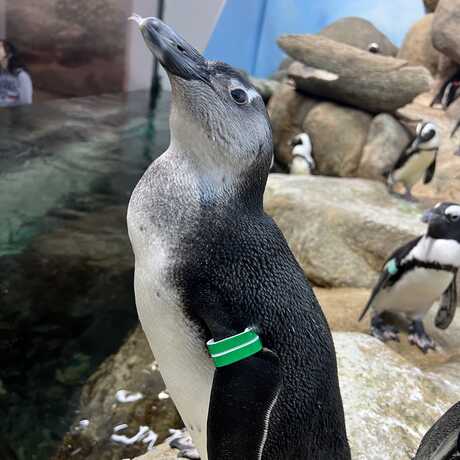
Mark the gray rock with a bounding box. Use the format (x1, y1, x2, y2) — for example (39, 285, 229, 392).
(279, 34, 432, 113)
(357, 114, 410, 181)
(320, 17, 398, 56)
(432, 0, 460, 65)
(303, 102, 372, 177)
(398, 14, 441, 75)
(264, 174, 424, 287)
(267, 84, 317, 167)
(335, 332, 459, 460)
(53, 328, 182, 460)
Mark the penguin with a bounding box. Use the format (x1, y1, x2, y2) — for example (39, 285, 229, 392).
(127, 15, 350, 460)
(368, 42, 380, 54)
(358, 202, 460, 352)
(414, 401, 460, 460)
(387, 121, 440, 202)
(288, 133, 315, 175)
(431, 69, 460, 110)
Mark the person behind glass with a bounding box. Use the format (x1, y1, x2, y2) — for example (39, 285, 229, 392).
(0, 39, 33, 107)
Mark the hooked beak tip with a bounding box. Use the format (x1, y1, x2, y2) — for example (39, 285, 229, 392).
(128, 13, 145, 28)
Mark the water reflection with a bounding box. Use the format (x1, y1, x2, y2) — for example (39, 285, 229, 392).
(0, 90, 170, 460)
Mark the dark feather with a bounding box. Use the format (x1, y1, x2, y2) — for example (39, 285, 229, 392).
(435, 271, 458, 330)
(424, 156, 437, 184)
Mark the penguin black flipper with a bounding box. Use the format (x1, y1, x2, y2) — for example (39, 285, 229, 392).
(435, 271, 458, 330)
(414, 401, 460, 459)
(358, 236, 423, 321)
(207, 348, 281, 460)
(424, 157, 437, 184)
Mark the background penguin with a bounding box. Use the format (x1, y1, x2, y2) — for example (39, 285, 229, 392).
(359, 202, 460, 352)
(387, 121, 440, 202)
(431, 69, 460, 110)
(127, 15, 350, 460)
(414, 401, 460, 460)
(288, 132, 315, 175)
(368, 42, 380, 54)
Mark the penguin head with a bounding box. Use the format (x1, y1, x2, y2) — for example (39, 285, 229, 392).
(422, 202, 460, 241)
(368, 42, 380, 54)
(408, 121, 440, 153)
(130, 15, 272, 177)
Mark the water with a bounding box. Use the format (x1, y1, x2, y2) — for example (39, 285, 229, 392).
(0, 90, 171, 460)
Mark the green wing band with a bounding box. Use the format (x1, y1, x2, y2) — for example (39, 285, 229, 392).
(207, 328, 263, 368)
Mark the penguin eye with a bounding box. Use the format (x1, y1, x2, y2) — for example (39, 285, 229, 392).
(448, 213, 460, 222)
(230, 88, 248, 105)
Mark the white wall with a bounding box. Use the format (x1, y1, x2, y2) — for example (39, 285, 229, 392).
(126, 0, 226, 92)
(125, 0, 159, 92)
(0, 0, 6, 39)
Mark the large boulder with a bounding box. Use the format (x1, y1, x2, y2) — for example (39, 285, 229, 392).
(432, 0, 460, 65)
(264, 175, 424, 287)
(398, 14, 441, 75)
(267, 84, 317, 166)
(303, 102, 372, 177)
(131, 332, 459, 460)
(53, 328, 182, 460)
(357, 114, 410, 181)
(320, 17, 398, 56)
(279, 34, 432, 113)
(335, 333, 459, 460)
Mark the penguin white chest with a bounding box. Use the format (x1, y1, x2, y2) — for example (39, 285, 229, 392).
(394, 150, 435, 187)
(128, 218, 213, 459)
(374, 268, 454, 318)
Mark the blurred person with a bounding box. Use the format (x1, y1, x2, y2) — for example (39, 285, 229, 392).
(0, 39, 33, 107)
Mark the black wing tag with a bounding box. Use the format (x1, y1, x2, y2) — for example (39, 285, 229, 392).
(207, 349, 281, 460)
(435, 272, 458, 330)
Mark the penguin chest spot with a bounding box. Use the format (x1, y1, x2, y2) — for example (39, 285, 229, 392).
(376, 268, 454, 317)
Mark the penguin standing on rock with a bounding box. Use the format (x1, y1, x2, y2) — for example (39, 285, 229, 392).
(359, 202, 460, 352)
(288, 133, 315, 175)
(386, 121, 440, 202)
(127, 15, 350, 460)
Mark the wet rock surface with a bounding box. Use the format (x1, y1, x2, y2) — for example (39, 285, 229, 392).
(319, 17, 398, 56)
(264, 174, 424, 287)
(357, 113, 411, 181)
(53, 328, 182, 460)
(303, 102, 372, 177)
(279, 34, 432, 113)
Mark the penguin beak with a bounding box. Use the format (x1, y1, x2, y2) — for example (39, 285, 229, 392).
(129, 15, 211, 86)
(421, 208, 443, 224)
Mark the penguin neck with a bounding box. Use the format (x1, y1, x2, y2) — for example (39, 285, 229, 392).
(168, 118, 268, 213)
(409, 235, 460, 268)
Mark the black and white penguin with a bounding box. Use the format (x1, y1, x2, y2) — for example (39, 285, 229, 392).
(127, 15, 350, 460)
(431, 69, 460, 110)
(368, 42, 380, 54)
(414, 401, 460, 460)
(387, 121, 440, 201)
(288, 133, 315, 175)
(359, 202, 460, 352)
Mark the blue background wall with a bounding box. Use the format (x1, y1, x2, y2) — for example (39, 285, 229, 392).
(205, 0, 425, 77)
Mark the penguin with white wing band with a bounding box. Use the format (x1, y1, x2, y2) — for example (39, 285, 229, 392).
(359, 202, 460, 353)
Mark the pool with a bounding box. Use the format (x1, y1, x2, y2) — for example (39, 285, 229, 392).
(0, 90, 171, 460)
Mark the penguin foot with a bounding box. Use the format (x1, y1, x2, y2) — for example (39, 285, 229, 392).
(167, 429, 200, 459)
(403, 190, 418, 203)
(408, 320, 436, 353)
(370, 315, 400, 342)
